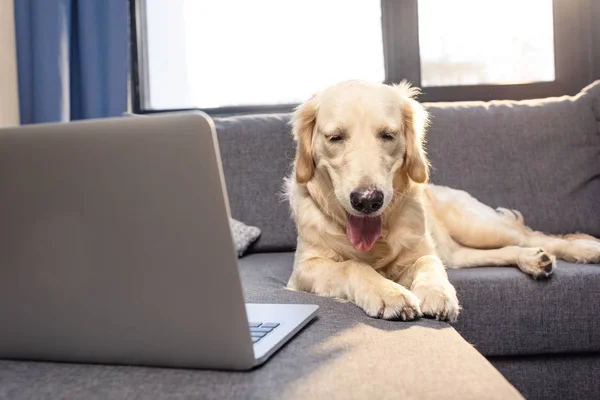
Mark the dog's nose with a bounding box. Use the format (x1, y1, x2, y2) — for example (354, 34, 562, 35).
(350, 189, 384, 214)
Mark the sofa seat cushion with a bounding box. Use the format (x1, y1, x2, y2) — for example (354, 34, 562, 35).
(450, 262, 600, 356)
(0, 254, 522, 400)
(490, 354, 600, 400)
(242, 253, 600, 357)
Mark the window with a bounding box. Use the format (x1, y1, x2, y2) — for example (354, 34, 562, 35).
(138, 0, 384, 110)
(418, 0, 555, 87)
(131, 0, 599, 114)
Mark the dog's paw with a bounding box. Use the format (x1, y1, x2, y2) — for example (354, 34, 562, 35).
(411, 281, 460, 323)
(561, 240, 600, 264)
(358, 282, 422, 321)
(517, 248, 556, 279)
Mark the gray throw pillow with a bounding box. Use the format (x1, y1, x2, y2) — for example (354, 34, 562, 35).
(230, 218, 261, 257)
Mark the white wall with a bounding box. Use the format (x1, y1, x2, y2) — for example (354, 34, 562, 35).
(0, 0, 20, 127)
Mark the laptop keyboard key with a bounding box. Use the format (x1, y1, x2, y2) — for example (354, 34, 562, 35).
(249, 321, 280, 345)
(250, 327, 273, 333)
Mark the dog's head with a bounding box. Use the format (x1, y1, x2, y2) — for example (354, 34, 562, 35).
(291, 80, 429, 251)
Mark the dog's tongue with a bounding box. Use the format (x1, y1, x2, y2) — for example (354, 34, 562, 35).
(346, 215, 382, 252)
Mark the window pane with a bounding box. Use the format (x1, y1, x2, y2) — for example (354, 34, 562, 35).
(144, 0, 384, 109)
(418, 0, 555, 87)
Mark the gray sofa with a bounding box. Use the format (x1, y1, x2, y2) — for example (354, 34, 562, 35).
(1, 82, 599, 399)
(216, 81, 600, 399)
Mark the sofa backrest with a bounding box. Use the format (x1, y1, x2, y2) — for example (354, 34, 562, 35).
(215, 114, 297, 253)
(215, 81, 600, 253)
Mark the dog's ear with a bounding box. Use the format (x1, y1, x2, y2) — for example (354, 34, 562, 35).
(291, 95, 319, 184)
(395, 81, 430, 184)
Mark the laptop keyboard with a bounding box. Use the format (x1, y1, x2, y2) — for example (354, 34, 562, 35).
(249, 322, 280, 344)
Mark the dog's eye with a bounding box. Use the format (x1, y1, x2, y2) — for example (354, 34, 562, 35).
(379, 132, 395, 141)
(327, 135, 344, 143)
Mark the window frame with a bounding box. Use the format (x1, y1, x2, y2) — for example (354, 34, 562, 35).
(130, 0, 600, 115)
(383, 0, 599, 102)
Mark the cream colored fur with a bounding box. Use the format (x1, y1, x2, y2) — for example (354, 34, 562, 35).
(285, 80, 600, 323)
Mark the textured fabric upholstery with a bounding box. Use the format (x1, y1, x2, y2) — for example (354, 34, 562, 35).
(425, 81, 600, 238)
(0, 252, 522, 400)
(244, 253, 599, 357)
(215, 114, 297, 253)
(230, 218, 261, 257)
(449, 262, 600, 356)
(491, 354, 600, 400)
(215, 81, 600, 251)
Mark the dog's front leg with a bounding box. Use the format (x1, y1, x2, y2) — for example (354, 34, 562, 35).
(288, 258, 422, 320)
(405, 255, 460, 322)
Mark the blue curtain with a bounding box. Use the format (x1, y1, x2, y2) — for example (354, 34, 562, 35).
(14, 0, 129, 124)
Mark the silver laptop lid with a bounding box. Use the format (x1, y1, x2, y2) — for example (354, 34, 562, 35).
(0, 113, 256, 369)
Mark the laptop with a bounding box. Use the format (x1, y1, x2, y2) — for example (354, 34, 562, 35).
(0, 112, 318, 370)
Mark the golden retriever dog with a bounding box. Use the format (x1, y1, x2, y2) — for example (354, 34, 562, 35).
(284, 80, 600, 322)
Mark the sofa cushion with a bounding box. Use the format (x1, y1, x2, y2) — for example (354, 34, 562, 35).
(0, 253, 523, 400)
(450, 262, 600, 356)
(215, 114, 297, 253)
(240, 253, 600, 357)
(425, 80, 600, 238)
(215, 81, 600, 252)
(491, 354, 600, 400)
